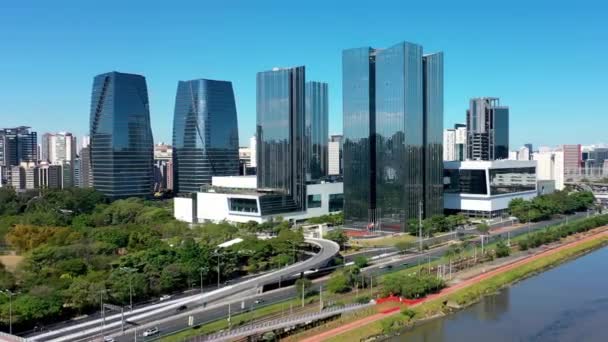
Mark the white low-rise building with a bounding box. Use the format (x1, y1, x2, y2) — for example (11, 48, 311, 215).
(443, 160, 537, 218)
(174, 176, 343, 224)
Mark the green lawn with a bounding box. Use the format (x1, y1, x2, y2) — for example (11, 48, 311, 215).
(351, 234, 416, 248)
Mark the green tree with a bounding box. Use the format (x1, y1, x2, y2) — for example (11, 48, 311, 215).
(324, 229, 348, 250)
(295, 278, 313, 298)
(354, 256, 369, 268)
(495, 241, 511, 258)
(327, 272, 350, 293)
(476, 222, 490, 235)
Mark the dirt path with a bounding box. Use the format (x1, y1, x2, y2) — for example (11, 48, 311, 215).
(301, 228, 608, 342)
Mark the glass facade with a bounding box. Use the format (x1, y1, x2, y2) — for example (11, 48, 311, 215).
(307, 194, 322, 208)
(89, 72, 154, 199)
(256, 66, 306, 210)
(172, 79, 239, 194)
(423, 53, 444, 220)
(375, 42, 423, 231)
(343, 42, 444, 232)
(493, 107, 509, 160)
(466, 98, 509, 161)
(329, 193, 344, 212)
(0, 127, 37, 167)
(305, 82, 328, 181)
(443, 169, 488, 195)
(342, 47, 375, 228)
(489, 167, 536, 195)
(228, 198, 258, 213)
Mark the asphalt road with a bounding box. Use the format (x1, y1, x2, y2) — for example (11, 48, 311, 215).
(113, 211, 596, 342)
(28, 238, 339, 342)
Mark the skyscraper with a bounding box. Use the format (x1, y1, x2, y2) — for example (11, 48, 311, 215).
(89, 71, 154, 199)
(256, 66, 306, 210)
(342, 42, 443, 231)
(305, 81, 329, 181)
(562, 144, 582, 177)
(466, 97, 509, 161)
(41, 132, 77, 164)
(0, 127, 37, 167)
(79, 146, 92, 188)
(172, 79, 239, 194)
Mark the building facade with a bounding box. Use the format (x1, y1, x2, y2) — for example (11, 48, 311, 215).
(256, 66, 306, 211)
(172, 79, 239, 194)
(466, 98, 509, 161)
(562, 144, 582, 180)
(533, 150, 564, 190)
(342, 42, 443, 232)
(41, 132, 77, 164)
(89, 71, 154, 199)
(79, 146, 92, 188)
(328, 134, 343, 175)
(0, 127, 37, 167)
(305, 81, 329, 181)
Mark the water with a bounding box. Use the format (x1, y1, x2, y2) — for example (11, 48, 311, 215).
(390, 246, 608, 342)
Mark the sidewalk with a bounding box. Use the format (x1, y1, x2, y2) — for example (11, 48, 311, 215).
(301, 228, 608, 342)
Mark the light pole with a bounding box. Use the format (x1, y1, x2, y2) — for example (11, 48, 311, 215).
(216, 251, 221, 288)
(120, 267, 136, 312)
(199, 267, 207, 294)
(0, 290, 16, 334)
(418, 201, 423, 252)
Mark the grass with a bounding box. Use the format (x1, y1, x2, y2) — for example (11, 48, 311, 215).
(351, 233, 416, 248)
(324, 233, 608, 342)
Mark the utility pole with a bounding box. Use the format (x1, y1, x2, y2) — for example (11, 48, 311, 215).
(120, 267, 135, 312)
(319, 285, 323, 312)
(419, 201, 423, 252)
(217, 252, 221, 288)
(228, 302, 231, 330)
(370, 275, 373, 298)
(100, 290, 105, 338)
(301, 281, 305, 308)
(199, 267, 204, 294)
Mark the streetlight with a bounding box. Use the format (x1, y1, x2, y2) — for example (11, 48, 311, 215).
(215, 251, 221, 288)
(120, 267, 136, 312)
(199, 267, 208, 294)
(0, 290, 17, 335)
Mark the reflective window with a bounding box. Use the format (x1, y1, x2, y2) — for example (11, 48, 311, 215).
(489, 167, 536, 195)
(229, 198, 258, 213)
(444, 169, 487, 195)
(90, 72, 154, 199)
(305, 82, 329, 180)
(329, 193, 344, 212)
(172, 79, 239, 194)
(307, 194, 322, 208)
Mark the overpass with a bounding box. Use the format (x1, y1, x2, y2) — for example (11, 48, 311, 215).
(28, 238, 340, 342)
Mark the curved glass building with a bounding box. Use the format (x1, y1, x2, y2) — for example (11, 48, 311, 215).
(172, 79, 239, 194)
(89, 71, 154, 199)
(305, 81, 328, 181)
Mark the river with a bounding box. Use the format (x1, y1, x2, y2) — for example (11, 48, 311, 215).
(389, 246, 608, 342)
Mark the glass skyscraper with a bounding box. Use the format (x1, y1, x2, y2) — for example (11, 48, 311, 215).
(89, 71, 154, 199)
(172, 79, 239, 194)
(343, 42, 444, 231)
(466, 98, 509, 161)
(305, 81, 328, 181)
(256, 66, 306, 210)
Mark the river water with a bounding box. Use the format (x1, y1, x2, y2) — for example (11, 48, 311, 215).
(389, 246, 608, 342)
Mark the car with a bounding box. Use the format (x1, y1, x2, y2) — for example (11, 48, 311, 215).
(379, 264, 393, 270)
(143, 327, 159, 337)
(103, 337, 115, 342)
(176, 305, 188, 312)
(254, 299, 264, 304)
(159, 294, 172, 301)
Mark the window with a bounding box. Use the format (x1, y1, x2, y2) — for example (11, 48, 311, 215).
(307, 194, 322, 208)
(228, 198, 258, 213)
(489, 167, 536, 195)
(329, 193, 344, 212)
(443, 169, 487, 195)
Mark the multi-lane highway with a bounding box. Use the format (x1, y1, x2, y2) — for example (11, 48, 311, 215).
(26, 238, 339, 342)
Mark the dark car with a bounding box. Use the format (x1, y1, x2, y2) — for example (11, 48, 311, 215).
(175, 305, 187, 312)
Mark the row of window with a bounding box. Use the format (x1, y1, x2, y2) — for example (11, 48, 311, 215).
(307, 193, 344, 212)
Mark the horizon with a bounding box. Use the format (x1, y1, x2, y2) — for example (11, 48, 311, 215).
(1, 1, 606, 149)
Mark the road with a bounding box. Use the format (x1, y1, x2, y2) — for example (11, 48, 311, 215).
(27, 238, 339, 342)
(118, 211, 596, 342)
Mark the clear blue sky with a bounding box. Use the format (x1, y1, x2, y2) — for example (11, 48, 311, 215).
(1, 0, 606, 149)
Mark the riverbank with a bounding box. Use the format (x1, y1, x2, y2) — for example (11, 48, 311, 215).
(300, 227, 608, 342)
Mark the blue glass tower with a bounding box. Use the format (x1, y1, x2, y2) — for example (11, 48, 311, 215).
(305, 81, 329, 181)
(89, 71, 154, 199)
(343, 42, 444, 231)
(256, 66, 306, 210)
(172, 79, 239, 194)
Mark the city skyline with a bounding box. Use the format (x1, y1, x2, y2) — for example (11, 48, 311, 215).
(1, 1, 607, 148)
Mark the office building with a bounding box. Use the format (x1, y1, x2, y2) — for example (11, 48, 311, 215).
(89, 71, 154, 199)
(172, 79, 239, 194)
(0, 127, 37, 167)
(174, 175, 343, 224)
(79, 146, 92, 188)
(11, 162, 40, 191)
(518, 146, 531, 161)
(508, 151, 519, 160)
(249, 136, 257, 168)
(328, 135, 343, 175)
(524, 143, 533, 154)
(305, 81, 329, 180)
(443, 124, 467, 162)
(562, 144, 582, 180)
(256, 66, 306, 211)
(342, 41, 443, 232)
(533, 150, 564, 190)
(38, 162, 63, 189)
(444, 160, 537, 218)
(41, 132, 77, 164)
(466, 98, 509, 161)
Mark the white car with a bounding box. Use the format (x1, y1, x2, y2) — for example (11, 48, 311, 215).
(143, 327, 159, 337)
(103, 337, 115, 342)
(159, 294, 172, 301)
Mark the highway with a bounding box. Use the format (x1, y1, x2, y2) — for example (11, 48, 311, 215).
(115, 211, 595, 342)
(27, 238, 339, 342)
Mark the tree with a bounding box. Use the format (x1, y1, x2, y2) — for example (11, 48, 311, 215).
(354, 256, 369, 268)
(476, 222, 490, 235)
(327, 272, 350, 293)
(324, 229, 348, 250)
(395, 241, 413, 253)
(495, 241, 511, 258)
